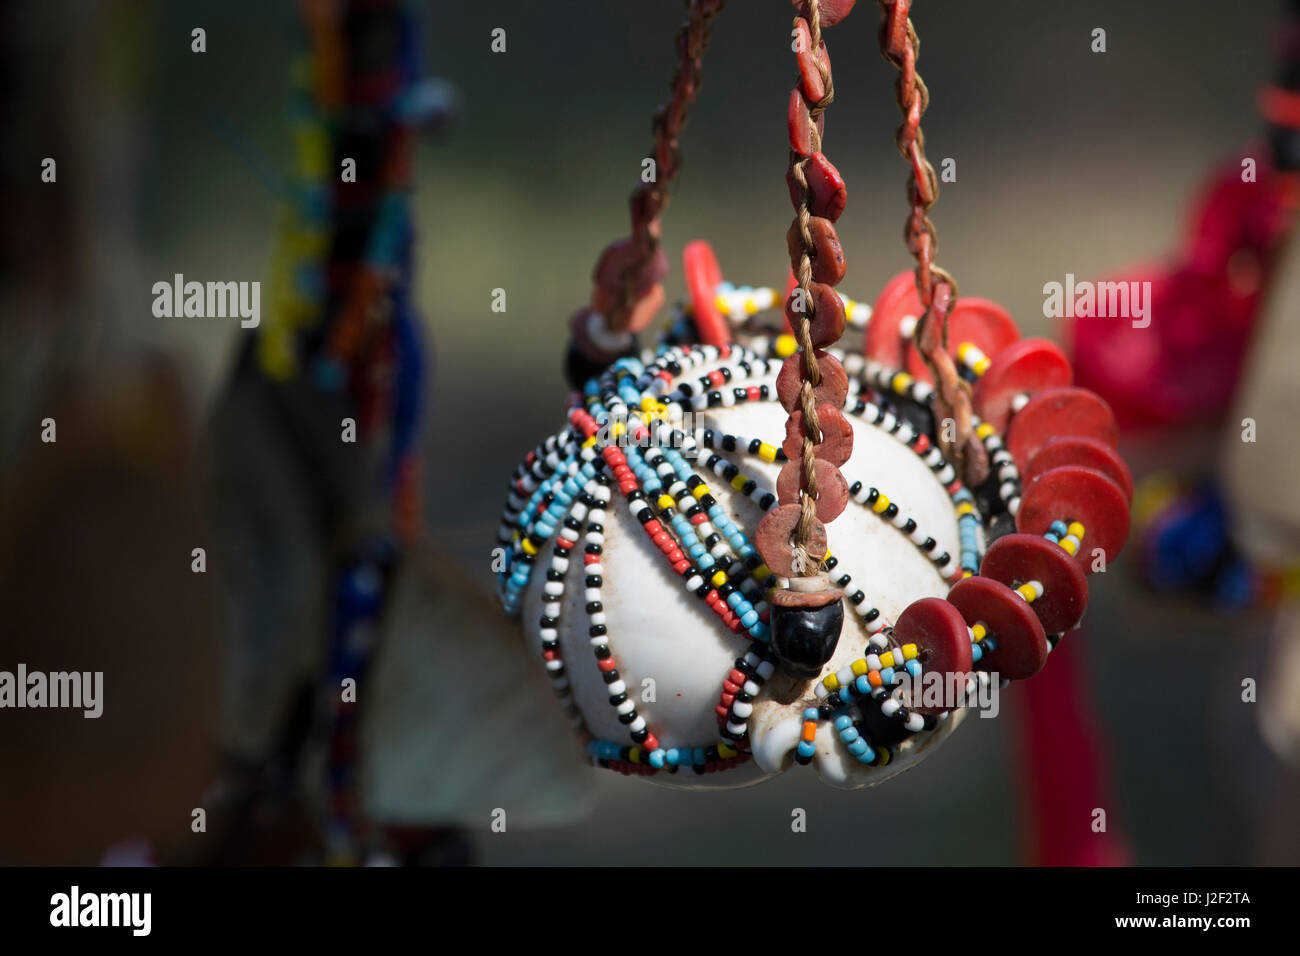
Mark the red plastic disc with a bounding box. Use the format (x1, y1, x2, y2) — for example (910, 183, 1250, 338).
(905, 297, 1020, 383)
(892, 597, 974, 715)
(980, 533, 1089, 634)
(1015, 466, 1130, 571)
(776, 458, 849, 523)
(863, 270, 924, 367)
(971, 338, 1073, 433)
(1025, 436, 1133, 502)
(791, 0, 856, 27)
(755, 504, 827, 579)
(1005, 386, 1118, 470)
(683, 240, 729, 348)
(947, 575, 1049, 680)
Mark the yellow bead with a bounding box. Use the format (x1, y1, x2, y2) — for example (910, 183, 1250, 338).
(851, 659, 868, 676)
(718, 742, 738, 758)
(1060, 538, 1078, 555)
(521, 539, 538, 556)
(758, 443, 777, 463)
(891, 372, 913, 393)
(1017, 583, 1037, 602)
(611, 421, 626, 438)
(974, 357, 991, 375)
(972, 623, 987, 641)
(731, 473, 750, 491)
(872, 494, 891, 514)
(879, 651, 896, 669)
(693, 484, 710, 500)
(711, 570, 728, 588)
(976, 422, 995, 439)
(902, 643, 918, 661)
(715, 294, 730, 315)
(775, 334, 799, 358)
(744, 296, 757, 315)
(582, 436, 597, 449)
(957, 502, 975, 515)
(1068, 521, 1085, 540)
(754, 564, 772, 580)
(628, 747, 641, 764)
(658, 494, 675, 511)
(823, 674, 840, 691)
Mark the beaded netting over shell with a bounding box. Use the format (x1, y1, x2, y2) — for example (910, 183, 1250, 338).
(495, 273, 1128, 779)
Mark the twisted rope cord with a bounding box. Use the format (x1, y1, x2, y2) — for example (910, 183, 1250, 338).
(790, 0, 834, 564)
(875, 0, 973, 465)
(610, 0, 726, 330)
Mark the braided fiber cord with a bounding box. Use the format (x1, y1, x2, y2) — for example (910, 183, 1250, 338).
(610, 0, 727, 330)
(790, 0, 834, 557)
(875, 0, 974, 467)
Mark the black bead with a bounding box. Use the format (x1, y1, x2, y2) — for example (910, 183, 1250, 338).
(770, 598, 844, 680)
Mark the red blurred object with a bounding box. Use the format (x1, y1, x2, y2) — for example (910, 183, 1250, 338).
(1067, 149, 1297, 428)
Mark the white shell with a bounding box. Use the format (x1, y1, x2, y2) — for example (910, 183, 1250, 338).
(519, 377, 974, 789)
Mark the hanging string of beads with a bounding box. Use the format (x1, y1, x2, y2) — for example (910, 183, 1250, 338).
(566, 0, 727, 388)
(755, 0, 857, 682)
(873, 0, 986, 486)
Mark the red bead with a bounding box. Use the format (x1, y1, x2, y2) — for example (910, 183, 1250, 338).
(583, 553, 601, 565)
(781, 403, 854, 466)
(1005, 386, 1119, 470)
(787, 88, 820, 157)
(643, 520, 662, 536)
(785, 281, 846, 348)
(791, 0, 856, 26)
(892, 597, 974, 715)
(1025, 436, 1134, 502)
(755, 503, 827, 578)
(972, 338, 1073, 433)
(775, 350, 848, 412)
(747, 385, 761, 402)
(864, 270, 925, 367)
(947, 575, 1049, 680)
(786, 152, 847, 221)
(793, 19, 833, 103)
(683, 240, 729, 348)
(905, 297, 1020, 384)
(597, 657, 617, 672)
(1015, 465, 1131, 571)
(980, 533, 1089, 634)
(787, 216, 846, 285)
(776, 458, 849, 523)
(708, 369, 725, 387)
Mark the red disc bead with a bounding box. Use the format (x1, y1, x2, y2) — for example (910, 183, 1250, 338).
(892, 597, 974, 715)
(1005, 386, 1119, 470)
(947, 575, 1049, 680)
(972, 338, 1073, 433)
(1025, 436, 1134, 502)
(980, 532, 1089, 633)
(1015, 465, 1131, 571)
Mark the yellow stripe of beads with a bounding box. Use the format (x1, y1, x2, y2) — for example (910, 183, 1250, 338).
(872, 494, 891, 514)
(758, 443, 778, 463)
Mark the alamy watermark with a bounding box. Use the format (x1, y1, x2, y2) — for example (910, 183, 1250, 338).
(152, 273, 260, 328)
(1043, 273, 1150, 328)
(0, 664, 102, 718)
(894, 668, 1000, 718)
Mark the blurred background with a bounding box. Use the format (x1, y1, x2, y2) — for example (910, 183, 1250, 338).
(1, 0, 1298, 865)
